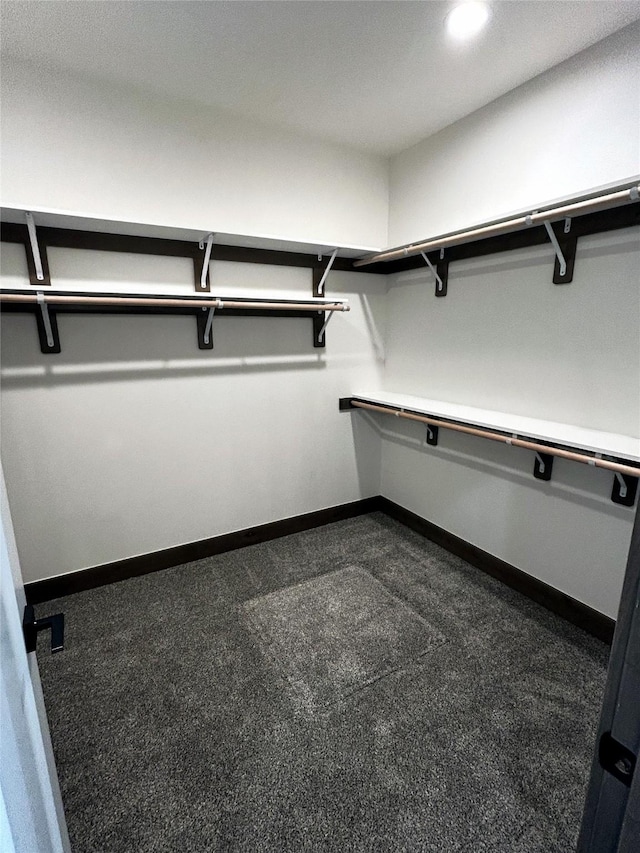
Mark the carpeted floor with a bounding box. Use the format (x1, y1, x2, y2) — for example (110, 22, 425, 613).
(36, 512, 609, 852)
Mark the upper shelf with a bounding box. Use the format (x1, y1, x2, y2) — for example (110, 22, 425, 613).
(0, 204, 382, 260)
(3, 179, 639, 280)
(355, 181, 640, 268)
(349, 390, 640, 463)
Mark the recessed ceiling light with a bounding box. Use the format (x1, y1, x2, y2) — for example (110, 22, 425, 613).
(445, 2, 491, 41)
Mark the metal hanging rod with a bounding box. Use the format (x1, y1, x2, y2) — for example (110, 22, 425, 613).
(0, 292, 350, 313)
(353, 184, 640, 268)
(350, 400, 640, 479)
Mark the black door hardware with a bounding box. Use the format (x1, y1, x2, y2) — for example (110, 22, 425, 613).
(23, 604, 64, 654)
(599, 731, 636, 788)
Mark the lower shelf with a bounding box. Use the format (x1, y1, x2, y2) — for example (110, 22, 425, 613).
(342, 393, 640, 507)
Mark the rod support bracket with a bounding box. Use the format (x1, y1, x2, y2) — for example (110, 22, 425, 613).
(534, 452, 554, 481)
(543, 220, 578, 284)
(35, 292, 60, 353)
(203, 305, 216, 346)
(612, 473, 638, 506)
(426, 424, 439, 446)
(543, 220, 567, 276)
(196, 299, 221, 349)
(420, 252, 447, 297)
(316, 308, 335, 344)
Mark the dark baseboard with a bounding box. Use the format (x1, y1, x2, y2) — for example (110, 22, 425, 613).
(377, 497, 615, 644)
(25, 496, 383, 604)
(27, 493, 615, 644)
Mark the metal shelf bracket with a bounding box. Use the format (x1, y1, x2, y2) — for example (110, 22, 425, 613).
(198, 233, 215, 291)
(35, 292, 60, 353)
(317, 308, 336, 343)
(197, 299, 223, 349)
(420, 251, 446, 296)
(203, 305, 216, 346)
(612, 473, 638, 507)
(543, 220, 568, 277)
(25, 212, 44, 281)
(24, 211, 51, 286)
(534, 452, 554, 481)
(317, 248, 338, 295)
(426, 425, 439, 446)
(542, 219, 578, 284)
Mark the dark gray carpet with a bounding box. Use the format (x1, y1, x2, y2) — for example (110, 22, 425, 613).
(242, 565, 445, 709)
(36, 513, 609, 852)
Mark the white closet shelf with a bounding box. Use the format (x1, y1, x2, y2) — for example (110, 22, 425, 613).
(354, 181, 640, 268)
(348, 391, 640, 464)
(0, 205, 380, 259)
(1, 207, 368, 352)
(0, 288, 349, 353)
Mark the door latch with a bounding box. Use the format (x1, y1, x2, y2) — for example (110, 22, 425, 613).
(22, 604, 64, 654)
(599, 731, 636, 788)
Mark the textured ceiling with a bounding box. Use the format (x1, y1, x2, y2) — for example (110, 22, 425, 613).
(2, 1, 639, 155)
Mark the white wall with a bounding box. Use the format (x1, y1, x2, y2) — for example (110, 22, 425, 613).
(384, 229, 640, 435)
(0, 55, 390, 584)
(2, 26, 639, 620)
(380, 23, 640, 619)
(0, 60, 388, 249)
(379, 226, 639, 621)
(379, 419, 634, 619)
(0, 245, 386, 583)
(388, 23, 640, 246)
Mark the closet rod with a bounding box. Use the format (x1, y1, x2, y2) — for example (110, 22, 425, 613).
(351, 401, 640, 478)
(353, 184, 640, 267)
(0, 292, 350, 313)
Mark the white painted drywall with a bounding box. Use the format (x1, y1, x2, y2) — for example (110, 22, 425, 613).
(379, 418, 633, 619)
(0, 55, 389, 586)
(378, 226, 640, 619)
(0, 245, 386, 583)
(388, 23, 640, 246)
(384, 229, 640, 436)
(378, 22, 640, 619)
(2, 24, 639, 620)
(0, 60, 388, 249)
